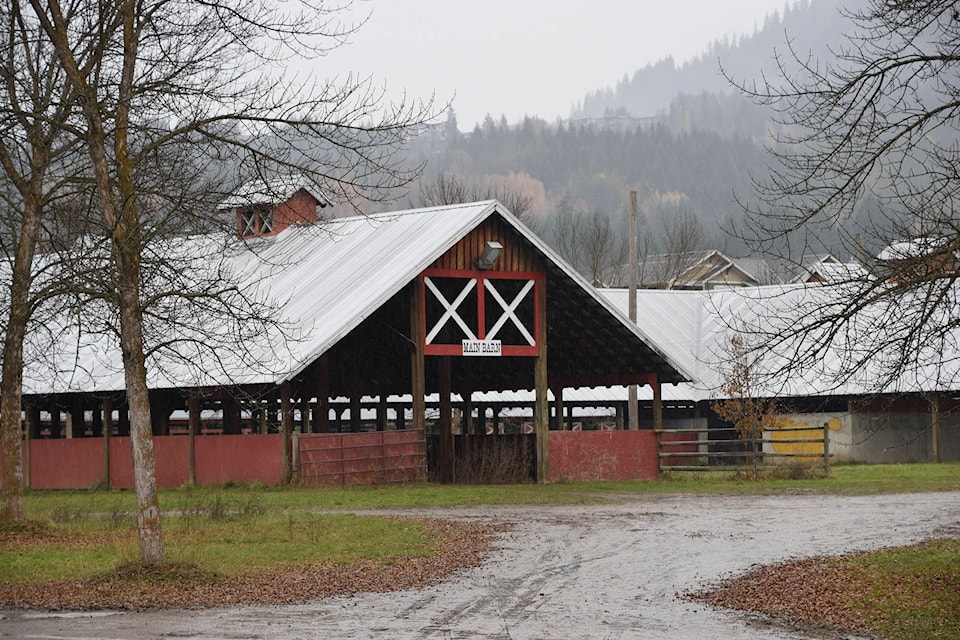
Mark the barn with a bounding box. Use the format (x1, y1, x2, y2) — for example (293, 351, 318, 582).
(10, 184, 692, 488)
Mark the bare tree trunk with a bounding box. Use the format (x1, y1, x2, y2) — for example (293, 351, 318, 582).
(31, 0, 164, 564)
(0, 318, 27, 522)
(118, 268, 164, 562)
(1, 197, 43, 522)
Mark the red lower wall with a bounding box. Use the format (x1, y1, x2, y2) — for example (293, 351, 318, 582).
(13, 430, 653, 489)
(548, 430, 658, 481)
(23, 434, 284, 489)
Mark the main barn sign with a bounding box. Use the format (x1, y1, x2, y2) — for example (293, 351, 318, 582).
(421, 269, 543, 357)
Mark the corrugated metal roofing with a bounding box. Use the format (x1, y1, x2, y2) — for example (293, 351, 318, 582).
(217, 174, 332, 210)
(21, 200, 692, 396)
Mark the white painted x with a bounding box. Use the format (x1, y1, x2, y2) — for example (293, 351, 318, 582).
(484, 279, 536, 345)
(424, 277, 477, 344)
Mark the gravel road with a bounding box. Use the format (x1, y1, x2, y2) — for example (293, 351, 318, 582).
(3, 491, 958, 640)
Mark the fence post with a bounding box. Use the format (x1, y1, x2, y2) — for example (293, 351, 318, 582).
(823, 421, 830, 474)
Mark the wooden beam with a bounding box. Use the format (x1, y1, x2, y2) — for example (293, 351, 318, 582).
(652, 374, 663, 477)
(410, 281, 426, 431)
(188, 394, 200, 485)
(280, 382, 293, 484)
(534, 279, 549, 483)
(315, 354, 330, 433)
(102, 397, 114, 488)
(930, 393, 941, 463)
(439, 356, 454, 483)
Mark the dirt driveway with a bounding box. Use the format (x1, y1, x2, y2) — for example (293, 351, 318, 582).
(3, 491, 958, 640)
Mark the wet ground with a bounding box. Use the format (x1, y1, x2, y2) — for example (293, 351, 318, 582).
(2, 491, 958, 640)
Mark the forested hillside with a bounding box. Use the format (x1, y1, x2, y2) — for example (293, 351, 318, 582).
(396, 0, 870, 279)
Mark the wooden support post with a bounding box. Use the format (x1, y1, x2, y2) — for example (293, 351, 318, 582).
(49, 403, 62, 438)
(102, 397, 113, 488)
(552, 385, 564, 431)
(628, 190, 640, 431)
(349, 361, 362, 433)
(26, 401, 41, 439)
(377, 394, 388, 431)
(823, 421, 831, 475)
(25, 402, 40, 489)
(299, 380, 312, 434)
(439, 356, 454, 483)
(222, 395, 241, 435)
(410, 281, 426, 432)
(463, 392, 474, 436)
(930, 393, 941, 463)
(66, 402, 82, 438)
(652, 375, 663, 476)
(315, 354, 330, 433)
(188, 394, 200, 485)
(117, 402, 129, 436)
(91, 404, 103, 437)
(534, 279, 549, 484)
(280, 382, 293, 484)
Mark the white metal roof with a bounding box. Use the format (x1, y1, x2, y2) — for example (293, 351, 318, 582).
(601, 282, 960, 402)
(217, 174, 332, 210)
(21, 200, 691, 396)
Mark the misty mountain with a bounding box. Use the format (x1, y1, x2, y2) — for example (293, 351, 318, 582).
(403, 0, 883, 273)
(573, 0, 856, 132)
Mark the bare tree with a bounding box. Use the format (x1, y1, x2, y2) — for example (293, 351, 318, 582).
(415, 171, 539, 231)
(0, 1, 84, 523)
(549, 197, 626, 286)
(24, 0, 435, 564)
(636, 209, 707, 288)
(711, 335, 788, 481)
(729, 1, 960, 390)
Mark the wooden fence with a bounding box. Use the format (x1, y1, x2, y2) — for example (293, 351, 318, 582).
(656, 424, 831, 473)
(297, 430, 426, 486)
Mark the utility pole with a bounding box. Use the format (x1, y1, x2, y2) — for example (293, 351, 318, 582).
(628, 191, 639, 431)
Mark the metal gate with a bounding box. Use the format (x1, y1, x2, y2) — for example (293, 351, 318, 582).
(298, 430, 427, 486)
(656, 424, 830, 473)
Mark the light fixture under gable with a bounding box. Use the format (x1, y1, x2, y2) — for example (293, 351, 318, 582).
(477, 241, 503, 270)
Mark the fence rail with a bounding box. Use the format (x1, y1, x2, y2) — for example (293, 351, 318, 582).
(656, 424, 831, 473)
(298, 430, 426, 486)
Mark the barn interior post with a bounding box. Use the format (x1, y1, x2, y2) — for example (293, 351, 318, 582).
(551, 384, 564, 430)
(652, 374, 663, 476)
(26, 401, 40, 439)
(534, 279, 549, 484)
(102, 396, 113, 488)
(188, 394, 200, 485)
(315, 354, 330, 433)
(930, 392, 941, 463)
(410, 280, 426, 431)
(439, 356, 454, 483)
(377, 394, 388, 431)
(299, 378, 312, 434)
(280, 381, 293, 484)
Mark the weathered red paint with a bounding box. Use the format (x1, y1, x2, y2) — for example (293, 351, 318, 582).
(24, 434, 284, 489)
(299, 430, 426, 485)
(195, 434, 284, 485)
(658, 431, 699, 467)
(548, 430, 658, 481)
(27, 438, 105, 489)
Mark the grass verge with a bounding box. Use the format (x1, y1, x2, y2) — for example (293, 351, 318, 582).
(693, 537, 960, 640)
(3, 461, 959, 615)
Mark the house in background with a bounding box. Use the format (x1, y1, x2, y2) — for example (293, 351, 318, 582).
(640, 250, 761, 289)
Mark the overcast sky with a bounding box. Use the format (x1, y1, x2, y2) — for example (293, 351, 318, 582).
(317, 0, 788, 130)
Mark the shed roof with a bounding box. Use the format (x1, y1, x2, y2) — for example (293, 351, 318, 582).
(217, 174, 332, 210)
